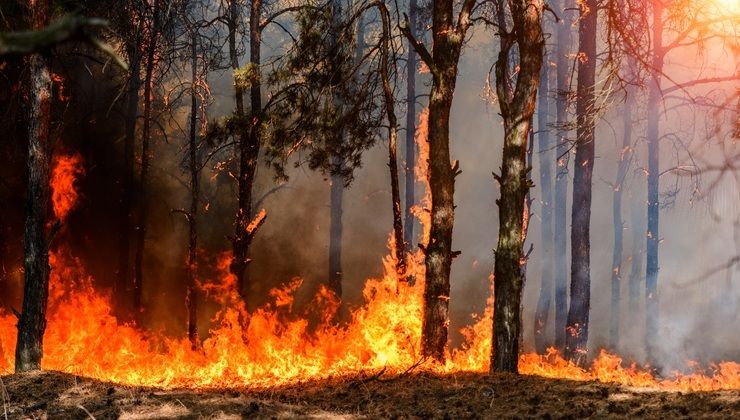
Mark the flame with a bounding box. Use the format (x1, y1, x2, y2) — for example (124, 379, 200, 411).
(0, 147, 738, 392)
(51, 154, 84, 221)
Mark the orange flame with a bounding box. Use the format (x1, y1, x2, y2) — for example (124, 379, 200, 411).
(0, 147, 737, 392)
(51, 154, 84, 221)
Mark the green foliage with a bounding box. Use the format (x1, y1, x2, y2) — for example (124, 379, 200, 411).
(233, 63, 260, 90)
(263, 4, 384, 185)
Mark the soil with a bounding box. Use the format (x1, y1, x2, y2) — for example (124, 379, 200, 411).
(1, 370, 738, 419)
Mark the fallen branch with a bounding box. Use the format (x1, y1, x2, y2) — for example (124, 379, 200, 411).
(348, 366, 387, 388)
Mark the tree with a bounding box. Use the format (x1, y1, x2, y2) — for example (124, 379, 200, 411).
(400, 0, 476, 363)
(132, 0, 165, 319)
(564, 0, 597, 365)
(265, 1, 392, 299)
(490, 0, 545, 373)
(533, 30, 554, 354)
(15, 0, 53, 372)
(377, 3, 407, 280)
(403, 0, 420, 253)
(608, 59, 637, 350)
(628, 0, 740, 361)
(107, 0, 150, 320)
(552, 0, 575, 350)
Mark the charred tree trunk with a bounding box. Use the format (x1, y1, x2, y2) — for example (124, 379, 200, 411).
(645, 1, 664, 362)
(186, 31, 199, 347)
(553, 0, 574, 350)
(15, 0, 52, 372)
(229, 0, 262, 301)
(117, 45, 141, 318)
(403, 0, 418, 251)
(564, 0, 596, 364)
(533, 48, 554, 354)
(401, 0, 475, 362)
(491, 0, 544, 374)
(133, 1, 161, 320)
(608, 78, 635, 350)
(378, 5, 406, 280)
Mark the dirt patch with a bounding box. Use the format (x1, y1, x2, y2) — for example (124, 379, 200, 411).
(1, 370, 738, 418)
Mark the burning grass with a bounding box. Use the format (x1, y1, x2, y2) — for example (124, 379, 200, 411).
(0, 245, 739, 392)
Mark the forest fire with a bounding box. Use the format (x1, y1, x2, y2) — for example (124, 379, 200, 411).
(1, 0, 739, 416)
(0, 154, 738, 391)
(50, 154, 84, 221)
(0, 243, 739, 391)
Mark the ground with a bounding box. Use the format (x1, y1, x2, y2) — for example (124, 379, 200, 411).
(1, 370, 738, 419)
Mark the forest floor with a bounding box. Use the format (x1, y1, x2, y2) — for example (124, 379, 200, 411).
(1, 369, 739, 419)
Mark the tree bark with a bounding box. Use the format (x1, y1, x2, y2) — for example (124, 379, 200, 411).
(378, 5, 406, 280)
(645, 0, 664, 362)
(491, 0, 544, 374)
(186, 29, 199, 347)
(117, 43, 140, 318)
(229, 0, 262, 301)
(133, 0, 161, 320)
(533, 47, 554, 354)
(564, 0, 596, 365)
(553, 0, 574, 351)
(15, 0, 52, 372)
(404, 0, 418, 252)
(400, 0, 475, 362)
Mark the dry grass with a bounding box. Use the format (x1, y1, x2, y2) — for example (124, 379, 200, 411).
(0, 370, 738, 418)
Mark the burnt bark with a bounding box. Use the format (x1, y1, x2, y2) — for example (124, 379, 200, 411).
(401, 0, 475, 362)
(378, 5, 406, 280)
(117, 44, 141, 318)
(533, 47, 554, 354)
(491, 0, 544, 374)
(133, 0, 161, 320)
(15, 0, 52, 373)
(564, 0, 596, 364)
(186, 30, 199, 347)
(403, 0, 418, 251)
(553, 0, 574, 350)
(230, 0, 262, 300)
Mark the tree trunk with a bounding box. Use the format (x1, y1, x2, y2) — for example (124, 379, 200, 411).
(628, 189, 643, 316)
(608, 76, 635, 350)
(328, 170, 344, 297)
(553, 0, 574, 351)
(645, 0, 664, 362)
(491, 0, 544, 374)
(133, 1, 161, 320)
(15, 0, 52, 372)
(186, 30, 199, 347)
(117, 45, 140, 318)
(533, 48, 554, 354)
(564, 0, 596, 364)
(404, 0, 418, 252)
(378, 5, 406, 280)
(410, 0, 473, 363)
(230, 0, 262, 301)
